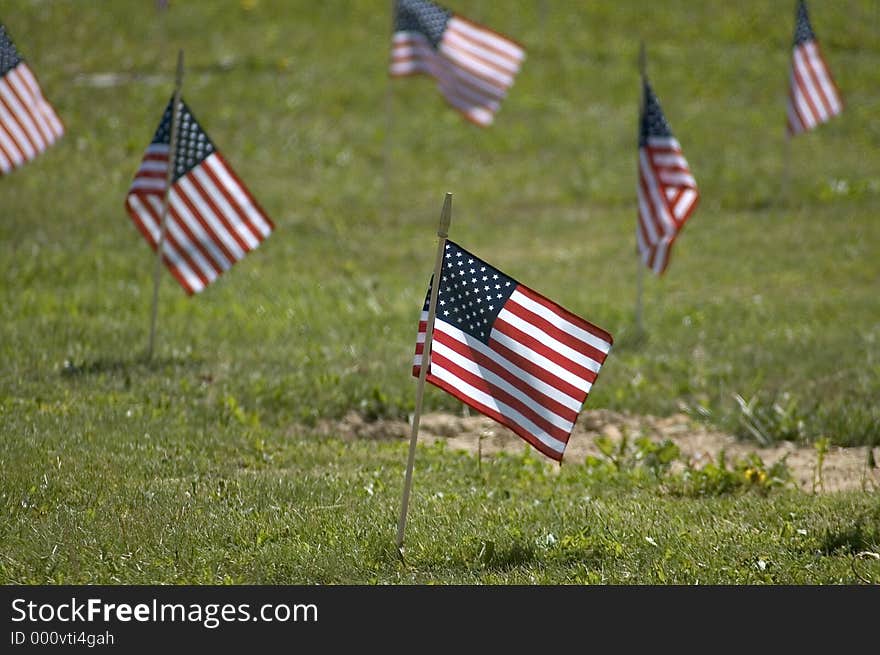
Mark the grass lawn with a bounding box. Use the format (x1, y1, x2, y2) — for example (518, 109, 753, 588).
(1, 0, 878, 584)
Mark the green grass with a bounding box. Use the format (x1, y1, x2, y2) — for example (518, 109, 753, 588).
(1, 0, 879, 584)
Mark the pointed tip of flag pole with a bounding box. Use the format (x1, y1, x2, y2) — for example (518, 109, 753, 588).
(438, 192, 452, 238)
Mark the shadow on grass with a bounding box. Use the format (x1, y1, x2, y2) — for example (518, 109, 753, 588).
(60, 353, 207, 379)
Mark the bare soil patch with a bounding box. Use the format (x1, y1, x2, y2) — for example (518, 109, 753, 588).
(313, 409, 879, 494)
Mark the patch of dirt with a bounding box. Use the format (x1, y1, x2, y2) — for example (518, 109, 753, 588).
(312, 409, 879, 494)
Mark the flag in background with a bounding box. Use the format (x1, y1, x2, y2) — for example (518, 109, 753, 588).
(124, 97, 274, 295)
(413, 241, 612, 462)
(390, 0, 525, 126)
(0, 24, 64, 176)
(637, 80, 699, 276)
(786, 0, 843, 136)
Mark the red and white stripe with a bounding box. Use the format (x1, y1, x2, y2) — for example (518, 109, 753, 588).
(391, 16, 525, 127)
(124, 144, 274, 295)
(414, 286, 612, 461)
(637, 136, 699, 275)
(0, 62, 64, 175)
(787, 40, 843, 136)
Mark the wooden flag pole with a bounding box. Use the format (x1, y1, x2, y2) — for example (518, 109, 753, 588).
(395, 192, 453, 553)
(147, 49, 184, 362)
(782, 132, 792, 204)
(384, 1, 397, 222)
(635, 41, 647, 337)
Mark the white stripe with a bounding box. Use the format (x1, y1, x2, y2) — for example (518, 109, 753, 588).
(432, 339, 575, 432)
(0, 123, 23, 166)
(0, 77, 46, 152)
(204, 155, 273, 238)
(637, 178, 660, 243)
(490, 327, 593, 391)
(439, 42, 514, 88)
(146, 196, 219, 284)
(804, 42, 842, 115)
(138, 160, 167, 174)
(673, 189, 698, 220)
(497, 309, 603, 373)
(658, 170, 696, 187)
(793, 47, 829, 123)
(447, 17, 524, 61)
(166, 190, 233, 272)
(790, 69, 817, 129)
(509, 290, 611, 354)
(127, 194, 203, 292)
(16, 64, 63, 137)
(429, 365, 566, 454)
(639, 150, 676, 234)
(130, 178, 167, 192)
(190, 166, 260, 250)
(435, 322, 584, 411)
(170, 181, 246, 261)
(0, 91, 37, 159)
(651, 152, 688, 168)
(7, 68, 54, 147)
(646, 136, 681, 150)
(443, 28, 521, 76)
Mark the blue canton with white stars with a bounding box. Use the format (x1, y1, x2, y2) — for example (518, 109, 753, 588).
(150, 96, 216, 183)
(395, 0, 451, 49)
(639, 80, 673, 147)
(0, 25, 23, 77)
(422, 241, 518, 345)
(793, 0, 816, 46)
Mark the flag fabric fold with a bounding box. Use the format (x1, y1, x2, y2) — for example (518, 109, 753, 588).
(124, 97, 274, 295)
(786, 0, 843, 136)
(0, 24, 64, 176)
(637, 80, 699, 276)
(390, 0, 525, 126)
(413, 240, 612, 462)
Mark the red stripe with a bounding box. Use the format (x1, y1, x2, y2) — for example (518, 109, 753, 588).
(0, 92, 35, 159)
(791, 59, 821, 127)
(0, 82, 45, 153)
(789, 69, 815, 131)
(176, 172, 250, 254)
(138, 192, 209, 292)
(513, 285, 613, 346)
(443, 31, 517, 83)
(451, 15, 526, 52)
(170, 188, 237, 265)
(800, 49, 835, 118)
(430, 350, 572, 443)
(439, 44, 509, 95)
(426, 373, 565, 462)
(492, 317, 596, 383)
(6, 69, 53, 146)
(166, 202, 225, 276)
(199, 157, 264, 244)
(503, 299, 608, 366)
(17, 63, 64, 137)
(638, 159, 668, 242)
(446, 20, 522, 67)
(124, 193, 196, 295)
(433, 329, 580, 422)
(812, 42, 843, 110)
(0, 124, 20, 167)
(210, 153, 275, 234)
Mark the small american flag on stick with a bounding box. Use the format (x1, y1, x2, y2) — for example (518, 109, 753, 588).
(0, 24, 64, 175)
(413, 240, 612, 462)
(637, 79, 699, 276)
(390, 0, 525, 127)
(125, 97, 274, 295)
(786, 0, 843, 136)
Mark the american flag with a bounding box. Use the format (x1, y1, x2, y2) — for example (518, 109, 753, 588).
(390, 0, 525, 127)
(786, 0, 843, 136)
(124, 97, 274, 295)
(637, 80, 699, 276)
(0, 24, 64, 176)
(413, 241, 613, 462)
